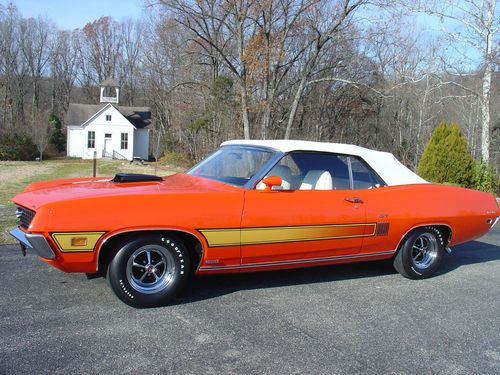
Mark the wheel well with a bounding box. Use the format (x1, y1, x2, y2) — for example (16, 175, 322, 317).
(97, 230, 203, 275)
(396, 224, 452, 253)
(435, 225, 452, 246)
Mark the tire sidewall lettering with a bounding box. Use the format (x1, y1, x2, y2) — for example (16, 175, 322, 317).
(108, 235, 190, 307)
(400, 226, 445, 279)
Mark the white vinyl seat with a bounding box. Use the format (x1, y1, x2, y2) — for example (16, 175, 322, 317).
(299, 170, 333, 190)
(256, 165, 293, 190)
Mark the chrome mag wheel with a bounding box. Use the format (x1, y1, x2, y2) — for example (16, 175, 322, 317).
(411, 233, 438, 270)
(126, 245, 176, 294)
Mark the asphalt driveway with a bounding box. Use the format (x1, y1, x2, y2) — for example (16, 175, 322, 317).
(1, 226, 499, 374)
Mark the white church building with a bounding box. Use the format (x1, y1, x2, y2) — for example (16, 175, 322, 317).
(66, 79, 150, 160)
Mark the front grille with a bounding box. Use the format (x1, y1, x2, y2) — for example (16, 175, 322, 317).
(15, 206, 35, 230)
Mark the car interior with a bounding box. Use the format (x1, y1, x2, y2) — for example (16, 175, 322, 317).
(256, 151, 384, 191)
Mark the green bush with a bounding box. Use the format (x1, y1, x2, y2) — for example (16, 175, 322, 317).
(0, 133, 38, 161)
(472, 161, 499, 195)
(417, 123, 474, 187)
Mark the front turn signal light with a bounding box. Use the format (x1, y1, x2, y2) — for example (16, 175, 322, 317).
(71, 237, 88, 247)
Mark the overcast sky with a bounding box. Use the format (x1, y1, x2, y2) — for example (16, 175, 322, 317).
(13, 0, 146, 29)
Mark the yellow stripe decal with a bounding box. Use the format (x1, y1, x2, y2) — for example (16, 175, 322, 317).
(52, 232, 106, 252)
(199, 223, 376, 247)
(198, 228, 241, 247)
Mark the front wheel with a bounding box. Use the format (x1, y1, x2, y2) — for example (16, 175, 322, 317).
(107, 235, 190, 307)
(393, 226, 445, 279)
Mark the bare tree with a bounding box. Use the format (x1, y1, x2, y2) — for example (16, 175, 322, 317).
(246, 0, 318, 138)
(51, 30, 80, 117)
(19, 16, 54, 112)
(76, 16, 123, 102)
(0, 2, 19, 130)
(159, 0, 262, 139)
(284, 0, 366, 139)
(0, 0, 497, 171)
(408, 0, 498, 163)
(0, 3, 28, 131)
(118, 19, 145, 106)
(31, 109, 50, 161)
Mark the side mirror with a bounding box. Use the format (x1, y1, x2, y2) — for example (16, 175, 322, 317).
(261, 175, 282, 191)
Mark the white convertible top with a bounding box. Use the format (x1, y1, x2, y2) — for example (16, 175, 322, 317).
(221, 139, 427, 186)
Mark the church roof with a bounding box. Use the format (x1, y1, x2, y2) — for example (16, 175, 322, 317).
(65, 103, 152, 129)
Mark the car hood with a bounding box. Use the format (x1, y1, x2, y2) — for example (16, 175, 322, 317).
(12, 173, 239, 211)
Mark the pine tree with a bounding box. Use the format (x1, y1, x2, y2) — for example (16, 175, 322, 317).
(48, 114, 65, 153)
(417, 123, 474, 187)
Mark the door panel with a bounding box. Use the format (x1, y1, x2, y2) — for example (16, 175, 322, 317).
(241, 189, 368, 264)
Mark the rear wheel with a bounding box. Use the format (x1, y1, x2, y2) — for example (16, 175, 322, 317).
(393, 226, 445, 279)
(107, 234, 190, 307)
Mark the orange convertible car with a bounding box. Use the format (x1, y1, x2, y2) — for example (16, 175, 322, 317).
(10, 140, 499, 307)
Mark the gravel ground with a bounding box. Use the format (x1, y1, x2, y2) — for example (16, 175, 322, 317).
(0, 226, 499, 375)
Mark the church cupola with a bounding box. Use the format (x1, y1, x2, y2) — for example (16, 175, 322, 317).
(100, 78, 120, 104)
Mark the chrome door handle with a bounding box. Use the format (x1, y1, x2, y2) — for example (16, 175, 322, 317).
(344, 197, 363, 204)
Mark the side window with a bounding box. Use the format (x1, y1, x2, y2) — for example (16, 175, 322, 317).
(260, 154, 301, 190)
(201, 148, 274, 187)
(259, 152, 385, 191)
(330, 155, 351, 190)
(87, 131, 95, 148)
(289, 152, 350, 190)
(350, 157, 384, 189)
(121, 133, 128, 150)
(262, 152, 351, 190)
(226, 149, 272, 178)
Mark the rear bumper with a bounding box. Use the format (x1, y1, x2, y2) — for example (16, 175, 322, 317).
(9, 228, 56, 259)
(492, 216, 499, 228)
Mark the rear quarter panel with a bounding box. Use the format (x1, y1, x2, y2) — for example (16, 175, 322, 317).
(361, 184, 499, 253)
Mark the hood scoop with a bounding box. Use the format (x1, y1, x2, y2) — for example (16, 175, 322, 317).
(112, 173, 163, 183)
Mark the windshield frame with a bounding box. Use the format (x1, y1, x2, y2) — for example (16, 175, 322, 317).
(187, 145, 284, 189)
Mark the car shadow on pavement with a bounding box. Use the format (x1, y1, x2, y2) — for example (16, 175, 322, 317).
(176, 239, 500, 304)
(178, 260, 396, 304)
(437, 240, 500, 274)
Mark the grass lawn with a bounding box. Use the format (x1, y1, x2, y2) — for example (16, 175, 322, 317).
(0, 158, 183, 244)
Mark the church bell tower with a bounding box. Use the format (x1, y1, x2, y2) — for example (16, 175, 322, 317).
(100, 78, 120, 104)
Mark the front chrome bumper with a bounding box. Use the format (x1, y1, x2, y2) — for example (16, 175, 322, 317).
(9, 228, 56, 259)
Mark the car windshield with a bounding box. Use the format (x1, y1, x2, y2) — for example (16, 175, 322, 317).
(188, 146, 275, 187)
